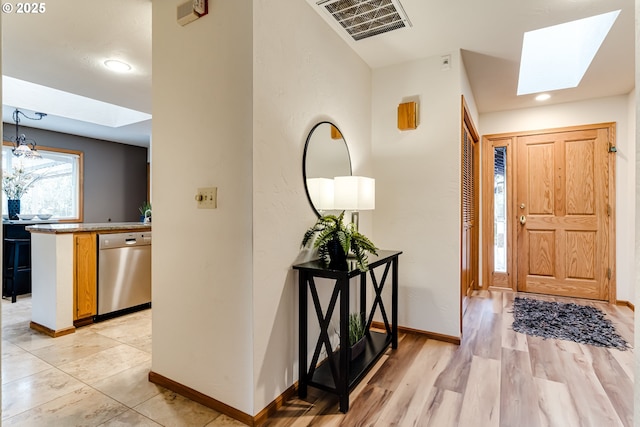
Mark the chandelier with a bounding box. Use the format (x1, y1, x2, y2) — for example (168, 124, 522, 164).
(5, 108, 47, 159)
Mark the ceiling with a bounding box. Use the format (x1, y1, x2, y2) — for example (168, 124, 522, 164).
(1, 0, 634, 147)
(2, 0, 152, 147)
(307, 0, 635, 112)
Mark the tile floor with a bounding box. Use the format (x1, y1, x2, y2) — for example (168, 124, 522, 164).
(1, 295, 246, 426)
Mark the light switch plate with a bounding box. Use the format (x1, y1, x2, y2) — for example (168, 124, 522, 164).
(196, 187, 217, 209)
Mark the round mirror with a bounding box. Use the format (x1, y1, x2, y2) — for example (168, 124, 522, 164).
(303, 121, 352, 217)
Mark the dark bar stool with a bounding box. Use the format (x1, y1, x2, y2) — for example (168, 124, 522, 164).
(3, 238, 31, 303)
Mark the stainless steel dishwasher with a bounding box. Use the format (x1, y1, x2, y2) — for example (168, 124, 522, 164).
(97, 232, 151, 317)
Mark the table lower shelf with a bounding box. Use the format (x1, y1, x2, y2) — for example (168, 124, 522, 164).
(308, 330, 391, 393)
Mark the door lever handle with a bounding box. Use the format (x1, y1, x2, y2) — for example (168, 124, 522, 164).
(520, 215, 526, 225)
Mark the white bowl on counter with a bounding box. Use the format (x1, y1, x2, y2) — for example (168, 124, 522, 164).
(37, 213, 52, 220)
(17, 214, 35, 220)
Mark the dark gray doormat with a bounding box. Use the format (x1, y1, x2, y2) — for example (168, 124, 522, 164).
(511, 297, 629, 350)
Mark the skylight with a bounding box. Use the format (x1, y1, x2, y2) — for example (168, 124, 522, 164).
(2, 75, 151, 128)
(517, 10, 620, 96)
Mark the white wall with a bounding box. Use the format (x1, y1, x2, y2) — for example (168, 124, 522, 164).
(252, 0, 372, 414)
(460, 52, 479, 126)
(372, 53, 463, 338)
(481, 95, 635, 302)
(0, 10, 3, 408)
(634, 0, 639, 417)
(153, 0, 372, 416)
(151, 1, 254, 414)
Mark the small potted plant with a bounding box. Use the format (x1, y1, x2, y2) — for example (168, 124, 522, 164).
(301, 211, 378, 271)
(348, 312, 367, 360)
(139, 201, 152, 223)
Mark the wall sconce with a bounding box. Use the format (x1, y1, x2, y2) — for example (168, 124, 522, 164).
(306, 178, 335, 212)
(333, 176, 375, 230)
(397, 101, 418, 131)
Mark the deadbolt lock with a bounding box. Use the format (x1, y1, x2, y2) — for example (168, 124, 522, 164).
(520, 215, 527, 225)
(520, 203, 526, 209)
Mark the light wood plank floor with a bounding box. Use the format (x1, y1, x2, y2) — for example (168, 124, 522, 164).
(261, 290, 634, 427)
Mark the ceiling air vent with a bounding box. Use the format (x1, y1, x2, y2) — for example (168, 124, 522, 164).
(317, 0, 412, 41)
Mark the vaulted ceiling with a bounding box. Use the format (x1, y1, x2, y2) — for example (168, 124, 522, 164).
(1, 0, 634, 146)
(306, 0, 634, 112)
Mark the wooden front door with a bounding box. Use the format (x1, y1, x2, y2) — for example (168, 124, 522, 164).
(516, 125, 614, 300)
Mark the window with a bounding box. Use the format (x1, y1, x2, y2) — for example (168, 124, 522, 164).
(493, 146, 507, 273)
(2, 144, 83, 221)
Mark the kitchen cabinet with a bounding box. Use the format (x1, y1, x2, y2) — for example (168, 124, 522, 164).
(28, 222, 151, 337)
(74, 232, 97, 323)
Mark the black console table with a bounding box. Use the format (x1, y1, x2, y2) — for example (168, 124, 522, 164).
(293, 250, 402, 413)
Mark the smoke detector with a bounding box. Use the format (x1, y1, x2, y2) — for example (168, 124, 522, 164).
(317, 0, 412, 41)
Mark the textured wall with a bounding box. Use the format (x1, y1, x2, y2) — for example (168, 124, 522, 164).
(152, 0, 254, 414)
(372, 54, 464, 338)
(252, 0, 372, 414)
(633, 0, 639, 418)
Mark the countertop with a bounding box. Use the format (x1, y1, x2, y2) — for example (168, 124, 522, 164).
(3, 220, 59, 225)
(26, 222, 151, 234)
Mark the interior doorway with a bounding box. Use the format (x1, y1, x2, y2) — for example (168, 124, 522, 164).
(482, 123, 616, 302)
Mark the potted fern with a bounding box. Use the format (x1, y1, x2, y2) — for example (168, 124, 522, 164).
(301, 211, 378, 271)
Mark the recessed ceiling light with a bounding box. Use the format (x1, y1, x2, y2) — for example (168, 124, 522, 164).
(517, 10, 620, 95)
(535, 94, 551, 101)
(104, 59, 132, 73)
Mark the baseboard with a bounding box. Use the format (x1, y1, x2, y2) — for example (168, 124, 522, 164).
(73, 317, 94, 327)
(616, 300, 635, 311)
(370, 321, 461, 345)
(253, 382, 298, 426)
(148, 371, 253, 425)
(30, 321, 75, 338)
(149, 325, 459, 426)
(149, 371, 299, 426)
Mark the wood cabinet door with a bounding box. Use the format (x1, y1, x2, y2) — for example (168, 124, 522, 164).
(516, 127, 613, 300)
(74, 233, 97, 320)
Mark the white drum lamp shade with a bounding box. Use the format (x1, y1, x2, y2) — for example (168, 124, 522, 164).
(306, 178, 335, 211)
(333, 176, 375, 210)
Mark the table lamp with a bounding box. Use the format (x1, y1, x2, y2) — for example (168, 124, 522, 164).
(306, 178, 335, 213)
(333, 176, 375, 230)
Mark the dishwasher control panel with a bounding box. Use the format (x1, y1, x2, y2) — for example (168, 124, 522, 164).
(99, 232, 151, 249)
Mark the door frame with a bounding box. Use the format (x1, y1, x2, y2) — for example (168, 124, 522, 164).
(460, 96, 480, 320)
(481, 123, 616, 302)
(481, 136, 515, 291)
